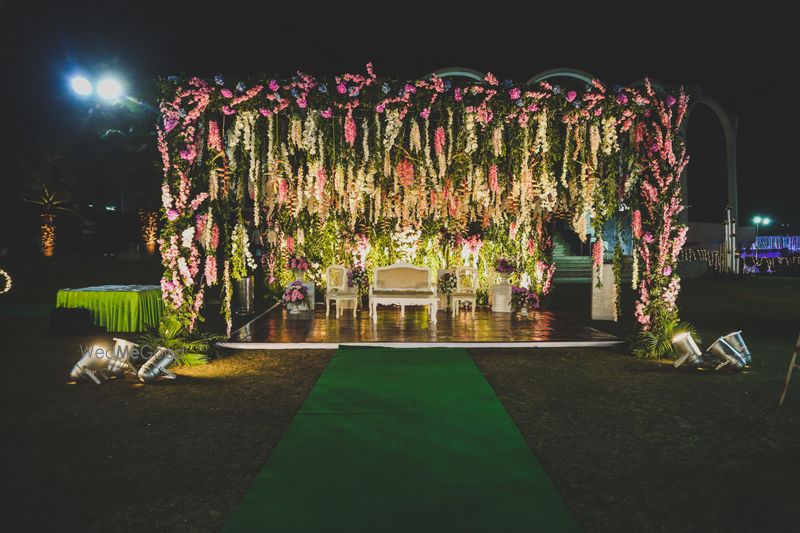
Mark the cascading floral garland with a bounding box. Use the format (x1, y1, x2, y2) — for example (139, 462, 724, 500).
(157, 64, 689, 357)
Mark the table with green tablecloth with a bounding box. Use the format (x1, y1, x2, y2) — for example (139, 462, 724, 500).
(56, 285, 163, 332)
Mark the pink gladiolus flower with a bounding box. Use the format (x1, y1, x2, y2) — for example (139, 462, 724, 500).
(663, 266, 672, 276)
(297, 97, 307, 109)
(594, 108, 602, 117)
(220, 88, 233, 98)
(375, 103, 386, 113)
(320, 107, 332, 118)
(527, 103, 539, 112)
(488, 164, 499, 193)
(344, 110, 357, 145)
(592, 239, 604, 267)
(259, 108, 272, 117)
(222, 106, 235, 115)
(420, 107, 430, 119)
(632, 210, 642, 239)
(337, 82, 347, 94)
(509, 87, 521, 100)
(454, 88, 462, 101)
(434, 126, 445, 156)
(566, 90, 577, 102)
(268, 79, 279, 91)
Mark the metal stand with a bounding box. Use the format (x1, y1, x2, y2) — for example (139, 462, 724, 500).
(778, 333, 800, 406)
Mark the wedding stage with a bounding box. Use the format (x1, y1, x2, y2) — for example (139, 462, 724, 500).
(218, 304, 620, 350)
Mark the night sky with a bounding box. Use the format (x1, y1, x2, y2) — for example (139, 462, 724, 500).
(1, 2, 795, 232)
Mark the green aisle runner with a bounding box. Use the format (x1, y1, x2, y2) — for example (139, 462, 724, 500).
(225, 347, 578, 532)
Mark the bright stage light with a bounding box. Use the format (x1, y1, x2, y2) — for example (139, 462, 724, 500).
(97, 77, 123, 100)
(753, 216, 762, 225)
(70, 76, 93, 96)
(672, 332, 704, 369)
(762, 217, 771, 226)
(722, 331, 752, 365)
(707, 336, 746, 371)
(69, 344, 112, 384)
(138, 347, 178, 382)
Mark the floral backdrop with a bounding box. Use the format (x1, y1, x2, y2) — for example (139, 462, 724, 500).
(157, 64, 689, 357)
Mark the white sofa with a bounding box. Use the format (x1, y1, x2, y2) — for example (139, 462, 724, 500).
(369, 261, 438, 324)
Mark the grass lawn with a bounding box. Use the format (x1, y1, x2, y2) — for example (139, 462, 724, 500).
(1, 257, 799, 531)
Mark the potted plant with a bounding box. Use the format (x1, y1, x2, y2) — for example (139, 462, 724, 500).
(438, 271, 456, 310)
(347, 265, 370, 307)
(495, 258, 515, 284)
(511, 285, 540, 317)
(231, 222, 257, 314)
(286, 255, 310, 282)
(283, 280, 310, 314)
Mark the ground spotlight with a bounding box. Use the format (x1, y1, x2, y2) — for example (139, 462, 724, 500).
(138, 347, 178, 383)
(97, 77, 123, 100)
(672, 332, 704, 368)
(707, 337, 746, 371)
(70, 76, 92, 96)
(107, 338, 138, 377)
(721, 331, 751, 365)
(69, 345, 111, 384)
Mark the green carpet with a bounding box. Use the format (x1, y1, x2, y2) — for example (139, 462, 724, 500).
(225, 347, 578, 532)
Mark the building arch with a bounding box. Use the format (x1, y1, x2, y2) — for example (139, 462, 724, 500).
(424, 67, 485, 82)
(526, 67, 596, 86)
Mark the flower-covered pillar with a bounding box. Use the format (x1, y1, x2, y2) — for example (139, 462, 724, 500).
(631, 81, 690, 355)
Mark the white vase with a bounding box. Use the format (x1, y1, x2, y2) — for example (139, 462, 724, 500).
(497, 273, 511, 284)
(294, 271, 306, 282)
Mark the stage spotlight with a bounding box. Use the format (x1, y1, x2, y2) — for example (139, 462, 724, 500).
(672, 332, 704, 368)
(138, 347, 178, 383)
(707, 337, 747, 371)
(70, 76, 93, 96)
(69, 345, 111, 384)
(722, 331, 752, 365)
(108, 338, 138, 377)
(97, 77, 123, 100)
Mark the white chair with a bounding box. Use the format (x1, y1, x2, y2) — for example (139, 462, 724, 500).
(325, 265, 358, 318)
(369, 261, 437, 324)
(451, 266, 478, 317)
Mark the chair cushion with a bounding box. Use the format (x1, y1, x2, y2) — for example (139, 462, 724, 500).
(371, 289, 435, 298)
(451, 290, 476, 297)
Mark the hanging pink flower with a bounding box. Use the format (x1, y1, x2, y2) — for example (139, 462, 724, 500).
(454, 88, 463, 101)
(316, 168, 327, 197)
(259, 108, 272, 117)
(204, 255, 217, 284)
(268, 79, 280, 91)
(297, 97, 307, 109)
(616, 93, 629, 105)
(566, 90, 577, 102)
(632, 210, 642, 239)
(395, 158, 415, 187)
(592, 239, 604, 267)
(509, 87, 521, 100)
(344, 109, 357, 146)
(420, 107, 430, 119)
(220, 88, 233, 98)
(488, 164, 499, 193)
(286, 236, 295, 254)
(320, 107, 332, 118)
(337, 82, 347, 94)
(210, 224, 220, 250)
(375, 103, 386, 113)
(167, 209, 179, 221)
(434, 126, 446, 156)
(666, 95, 677, 107)
(207, 120, 223, 152)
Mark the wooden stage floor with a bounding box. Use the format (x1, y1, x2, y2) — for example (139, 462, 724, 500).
(220, 304, 621, 349)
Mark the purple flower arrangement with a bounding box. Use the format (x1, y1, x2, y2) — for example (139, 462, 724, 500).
(438, 272, 456, 294)
(286, 255, 310, 273)
(510, 285, 540, 311)
(495, 258, 515, 274)
(347, 266, 369, 292)
(282, 281, 308, 305)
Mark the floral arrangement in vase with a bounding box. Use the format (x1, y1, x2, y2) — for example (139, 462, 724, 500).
(438, 272, 456, 294)
(347, 266, 369, 294)
(282, 280, 309, 313)
(286, 255, 310, 280)
(495, 258, 515, 283)
(511, 285, 540, 314)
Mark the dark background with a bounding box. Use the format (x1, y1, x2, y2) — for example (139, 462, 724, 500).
(0, 1, 795, 255)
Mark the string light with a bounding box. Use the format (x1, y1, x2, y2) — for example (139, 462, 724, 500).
(41, 213, 56, 257)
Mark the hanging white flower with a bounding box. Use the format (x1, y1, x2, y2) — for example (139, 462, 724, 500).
(181, 226, 195, 249)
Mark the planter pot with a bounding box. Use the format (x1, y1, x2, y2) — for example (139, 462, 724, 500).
(293, 271, 306, 282)
(233, 276, 255, 315)
(496, 273, 511, 284)
(286, 301, 309, 315)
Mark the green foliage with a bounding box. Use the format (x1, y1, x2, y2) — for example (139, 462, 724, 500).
(629, 320, 700, 360)
(138, 316, 224, 366)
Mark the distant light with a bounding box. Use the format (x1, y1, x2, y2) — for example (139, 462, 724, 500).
(753, 216, 762, 224)
(97, 78, 123, 100)
(71, 76, 93, 96)
(105, 205, 116, 212)
(762, 217, 771, 226)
